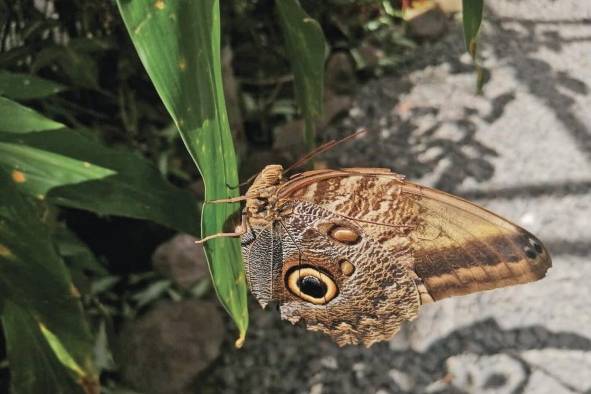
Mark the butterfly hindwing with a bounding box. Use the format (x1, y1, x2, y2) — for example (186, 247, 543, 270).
(274, 200, 420, 346)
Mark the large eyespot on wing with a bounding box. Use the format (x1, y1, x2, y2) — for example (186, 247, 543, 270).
(285, 266, 338, 305)
(402, 184, 553, 301)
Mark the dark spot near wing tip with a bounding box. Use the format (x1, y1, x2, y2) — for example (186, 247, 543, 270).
(520, 233, 552, 268)
(524, 247, 537, 260)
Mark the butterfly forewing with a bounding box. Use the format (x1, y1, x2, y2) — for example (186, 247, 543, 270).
(279, 168, 551, 302)
(402, 184, 551, 300)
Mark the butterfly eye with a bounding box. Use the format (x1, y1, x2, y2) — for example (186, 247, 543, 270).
(286, 267, 338, 305)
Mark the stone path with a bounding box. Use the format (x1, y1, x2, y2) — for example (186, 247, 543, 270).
(202, 2, 591, 393)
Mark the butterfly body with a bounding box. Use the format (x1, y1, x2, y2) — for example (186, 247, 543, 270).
(237, 165, 551, 346)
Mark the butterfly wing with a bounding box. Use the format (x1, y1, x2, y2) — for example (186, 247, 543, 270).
(274, 199, 421, 346)
(279, 168, 552, 303)
(240, 223, 284, 309)
(396, 182, 551, 301)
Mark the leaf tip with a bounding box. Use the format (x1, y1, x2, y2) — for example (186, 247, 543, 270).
(234, 333, 246, 349)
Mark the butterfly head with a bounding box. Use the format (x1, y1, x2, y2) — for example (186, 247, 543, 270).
(246, 165, 284, 198)
(243, 165, 286, 226)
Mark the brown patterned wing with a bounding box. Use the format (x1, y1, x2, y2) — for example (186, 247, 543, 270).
(279, 168, 552, 303)
(273, 199, 421, 347)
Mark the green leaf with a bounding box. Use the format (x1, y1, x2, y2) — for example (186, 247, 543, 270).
(40, 323, 88, 379)
(462, 0, 485, 93)
(462, 0, 484, 59)
(0, 169, 98, 393)
(0, 71, 67, 100)
(0, 128, 200, 236)
(117, 0, 248, 344)
(2, 302, 87, 394)
(0, 96, 65, 132)
(276, 0, 326, 150)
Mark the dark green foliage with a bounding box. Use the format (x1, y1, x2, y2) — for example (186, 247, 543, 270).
(0, 168, 97, 393)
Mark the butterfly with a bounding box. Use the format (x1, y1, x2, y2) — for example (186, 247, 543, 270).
(199, 164, 552, 347)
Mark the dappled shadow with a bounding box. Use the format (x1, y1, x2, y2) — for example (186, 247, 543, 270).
(386, 319, 591, 393)
(323, 6, 591, 192)
(323, 82, 508, 193)
(460, 180, 591, 200)
(201, 312, 591, 394)
(487, 9, 591, 161)
(545, 239, 591, 257)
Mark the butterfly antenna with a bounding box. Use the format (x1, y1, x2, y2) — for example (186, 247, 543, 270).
(283, 128, 368, 175)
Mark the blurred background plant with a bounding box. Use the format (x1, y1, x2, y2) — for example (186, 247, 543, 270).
(0, 0, 480, 392)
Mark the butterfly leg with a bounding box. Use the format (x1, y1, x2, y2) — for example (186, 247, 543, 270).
(205, 196, 249, 204)
(194, 217, 248, 244)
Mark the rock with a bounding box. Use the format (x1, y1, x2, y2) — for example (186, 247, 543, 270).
(405, 5, 448, 40)
(389, 368, 415, 392)
(152, 234, 209, 289)
(119, 300, 225, 394)
(325, 52, 357, 95)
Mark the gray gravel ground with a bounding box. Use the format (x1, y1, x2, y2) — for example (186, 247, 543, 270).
(200, 2, 591, 393)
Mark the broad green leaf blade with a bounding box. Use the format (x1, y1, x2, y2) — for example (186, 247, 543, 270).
(0, 71, 67, 100)
(462, 0, 485, 92)
(117, 0, 248, 343)
(0, 96, 64, 132)
(2, 302, 87, 394)
(0, 169, 98, 392)
(276, 0, 326, 150)
(0, 129, 200, 236)
(0, 141, 116, 192)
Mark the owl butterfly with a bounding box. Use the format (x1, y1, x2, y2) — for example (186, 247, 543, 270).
(200, 165, 551, 347)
